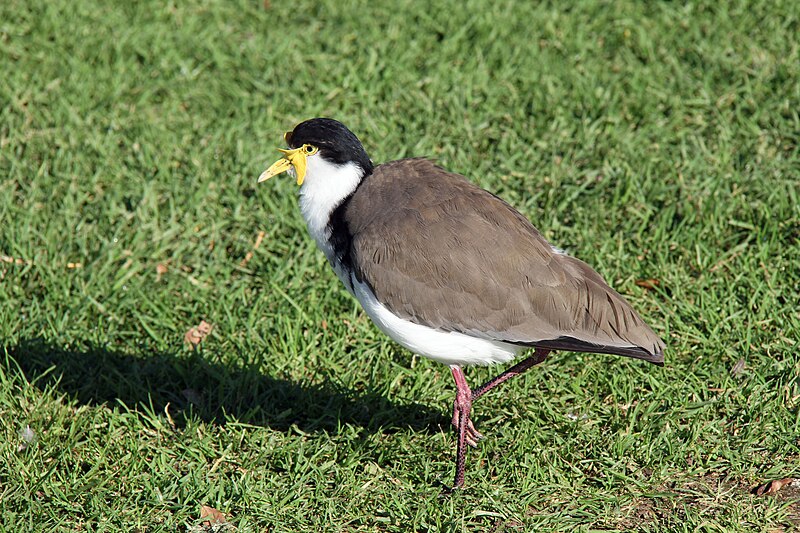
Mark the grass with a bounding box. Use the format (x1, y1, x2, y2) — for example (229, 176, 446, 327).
(1, 0, 799, 530)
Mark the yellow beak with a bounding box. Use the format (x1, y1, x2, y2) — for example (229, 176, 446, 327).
(257, 146, 309, 186)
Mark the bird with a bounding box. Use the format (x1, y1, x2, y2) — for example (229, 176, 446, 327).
(258, 118, 665, 489)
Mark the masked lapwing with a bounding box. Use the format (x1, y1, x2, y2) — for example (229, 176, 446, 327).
(258, 118, 665, 489)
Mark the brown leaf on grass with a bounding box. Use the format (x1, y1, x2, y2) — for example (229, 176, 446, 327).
(753, 477, 796, 496)
(156, 263, 169, 282)
(635, 278, 660, 290)
(199, 505, 227, 525)
(730, 358, 746, 376)
(185, 320, 213, 348)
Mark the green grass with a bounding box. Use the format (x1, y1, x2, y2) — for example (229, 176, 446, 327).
(1, 0, 799, 530)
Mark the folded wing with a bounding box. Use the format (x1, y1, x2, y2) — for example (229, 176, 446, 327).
(345, 159, 665, 364)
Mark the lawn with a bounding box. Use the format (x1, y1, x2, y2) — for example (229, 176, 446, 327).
(1, 0, 799, 530)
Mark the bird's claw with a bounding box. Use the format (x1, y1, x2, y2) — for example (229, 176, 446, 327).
(452, 408, 484, 447)
(465, 419, 484, 447)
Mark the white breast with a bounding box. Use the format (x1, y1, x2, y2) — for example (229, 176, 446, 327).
(297, 157, 363, 262)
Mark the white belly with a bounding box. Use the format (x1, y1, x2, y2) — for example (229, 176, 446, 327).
(351, 276, 521, 366)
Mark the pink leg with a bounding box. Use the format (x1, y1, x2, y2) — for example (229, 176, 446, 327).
(447, 349, 550, 489)
(450, 365, 475, 489)
(472, 349, 550, 400)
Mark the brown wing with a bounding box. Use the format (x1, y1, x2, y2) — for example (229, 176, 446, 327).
(345, 159, 665, 364)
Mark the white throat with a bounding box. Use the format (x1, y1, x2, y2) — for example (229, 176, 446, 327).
(297, 156, 364, 263)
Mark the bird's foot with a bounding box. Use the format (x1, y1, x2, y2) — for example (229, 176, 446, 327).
(451, 390, 484, 447)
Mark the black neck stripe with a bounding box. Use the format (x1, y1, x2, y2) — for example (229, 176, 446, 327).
(325, 168, 372, 283)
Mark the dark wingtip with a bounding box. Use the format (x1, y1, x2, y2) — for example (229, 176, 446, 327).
(632, 340, 664, 366)
(524, 337, 666, 366)
(646, 347, 665, 366)
(635, 351, 664, 366)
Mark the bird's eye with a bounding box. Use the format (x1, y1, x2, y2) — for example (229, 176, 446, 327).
(303, 144, 318, 155)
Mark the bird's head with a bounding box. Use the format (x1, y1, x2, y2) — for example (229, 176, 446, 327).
(258, 118, 373, 187)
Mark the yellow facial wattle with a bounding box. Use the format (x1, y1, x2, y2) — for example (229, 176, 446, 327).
(258, 143, 319, 186)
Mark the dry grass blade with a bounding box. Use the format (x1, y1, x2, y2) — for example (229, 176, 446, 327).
(634, 278, 660, 290)
(240, 230, 266, 267)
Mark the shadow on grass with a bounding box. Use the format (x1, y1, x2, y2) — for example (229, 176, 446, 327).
(5, 338, 443, 435)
